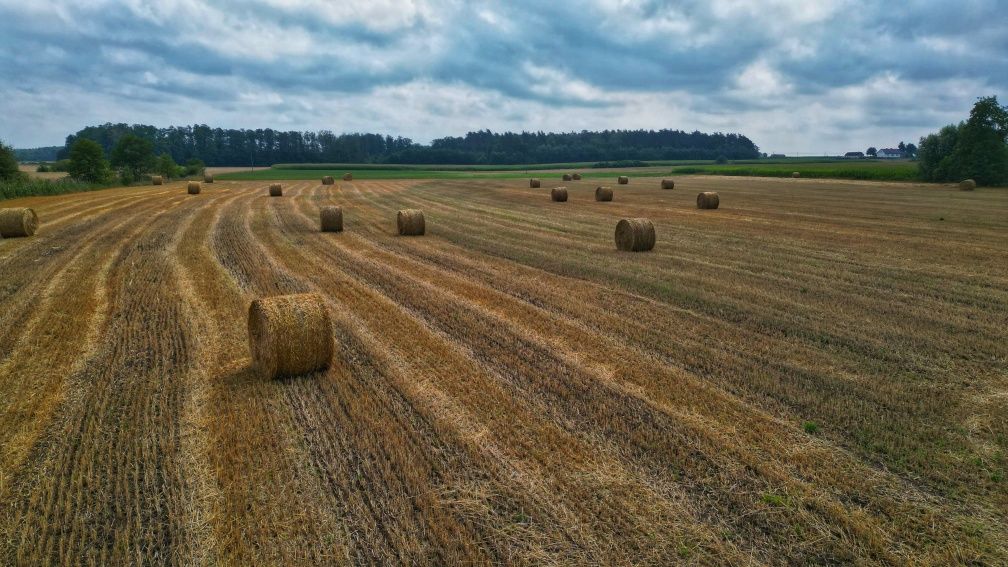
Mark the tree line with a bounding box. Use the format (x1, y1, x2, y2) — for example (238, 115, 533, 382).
(56, 124, 760, 166)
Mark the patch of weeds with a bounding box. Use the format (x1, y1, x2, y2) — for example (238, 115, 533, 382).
(761, 492, 789, 507)
(802, 421, 820, 435)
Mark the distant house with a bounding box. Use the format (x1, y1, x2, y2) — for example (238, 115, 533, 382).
(844, 151, 865, 159)
(769, 153, 786, 159)
(877, 148, 903, 159)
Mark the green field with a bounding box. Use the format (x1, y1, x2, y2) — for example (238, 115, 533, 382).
(219, 159, 922, 182)
(670, 160, 919, 181)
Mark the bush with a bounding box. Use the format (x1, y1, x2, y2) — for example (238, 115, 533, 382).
(0, 141, 22, 181)
(67, 139, 112, 183)
(184, 158, 206, 177)
(111, 134, 155, 180)
(715, 155, 728, 164)
(155, 153, 181, 179)
(36, 163, 51, 172)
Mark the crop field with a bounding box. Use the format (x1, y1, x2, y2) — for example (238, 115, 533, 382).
(670, 160, 918, 181)
(0, 175, 1005, 564)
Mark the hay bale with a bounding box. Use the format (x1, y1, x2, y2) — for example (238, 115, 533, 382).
(397, 209, 425, 236)
(562, 173, 572, 181)
(697, 191, 720, 209)
(792, 171, 801, 178)
(572, 173, 582, 180)
(661, 179, 675, 190)
(959, 179, 976, 191)
(151, 175, 163, 185)
(320, 206, 343, 232)
(248, 293, 333, 380)
(187, 182, 201, 195)
(269, 183, 283, 197)
(551, 187, 568, 202)
(343, 173, 353, 181)
(618, 176, 629, 185)
(595, 186, 613, 201)
(322, 176, 335, 185)
(0, 208, 39, 238)
(530, 178, 541, 188)
(615, 218, 655, 252)
(204, 174, 214, 183)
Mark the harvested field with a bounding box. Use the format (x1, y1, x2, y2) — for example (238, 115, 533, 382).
(0, 175, 1006, 565)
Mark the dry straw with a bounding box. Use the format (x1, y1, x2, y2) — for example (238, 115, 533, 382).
(562, 174, 573, 181)
(397, 209, 425, 235)
(551, 187, 568, 202)
(661, 179, 675, 190)
(187, 182, 201, 195)
(269, 183, 283, 197)
(530, 178, 541, 188)
(595, 186, 613, 201)
(615, 218, 655, 252)
(248, 293, 333, 380)
(960, 179, 976, 191)
(618, 176, 629, 185)
(0, 208, 39, 238)
(204, 174, 214, 183)
(343, 173, 353, 181)
(151, 175, 163, 185)
(697, 191, 720, 209)
(320, 206, 343, 232)
(792, 172, 801, 178)
(572, 173, 582, 180)
(322, 176, 335, 185)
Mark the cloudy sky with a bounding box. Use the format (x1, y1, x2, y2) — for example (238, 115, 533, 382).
(1, 0, 1006, 154)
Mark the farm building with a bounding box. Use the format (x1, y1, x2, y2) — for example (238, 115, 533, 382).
(877, 148, 904, 159)
(844, 151, 865, 159)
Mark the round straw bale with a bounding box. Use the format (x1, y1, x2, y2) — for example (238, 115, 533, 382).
(551, 187, 568, 202)
(204, 174, 214, 183)
(595, 186, 613, 201)
(397, 209, 425, 236)
(562, 173, 572, 181)
(0, 208, 39, 238)
(320, 206, 343, 232)
(343, 173, 353, 181)
(661, 179, 675, 190)
(151, 175, 163, 185)
(618, 175, 629, 184)
(269, 183, 283, 197)
(572, 173, 582, 180)
(697, 191, 720, 209)
(322, 175, 335, 185)
(248, 293, 333, 380)
(187, 181, 201, 195)
(615, 218, 655, 252)
(792, 171, 801, 178)
(959, 179, 976, 191)
(530, 178, 541, 188)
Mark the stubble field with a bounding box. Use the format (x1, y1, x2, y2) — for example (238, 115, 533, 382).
(0, 175, 1005, 565)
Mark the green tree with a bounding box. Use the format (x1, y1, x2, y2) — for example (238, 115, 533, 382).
(155, 152, 180, 179)
(918, 96, 1008, 185)
(0, 141, 22, 181)
(110, 133, 155, 181)
(866, 147, 877, 157)
(184, 158, 205, 176)
(67, 138, 111, 183)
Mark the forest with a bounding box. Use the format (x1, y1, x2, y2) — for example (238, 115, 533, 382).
(54, 124, 760, 166)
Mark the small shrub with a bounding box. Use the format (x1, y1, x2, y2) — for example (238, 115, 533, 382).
(803, 421, 820, 434)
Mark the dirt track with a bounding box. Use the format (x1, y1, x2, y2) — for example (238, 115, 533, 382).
(1, 176, 1006, 564)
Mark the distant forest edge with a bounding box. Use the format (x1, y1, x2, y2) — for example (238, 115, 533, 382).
(14, 146, 62, 162)
(47, 123, 760, 166)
